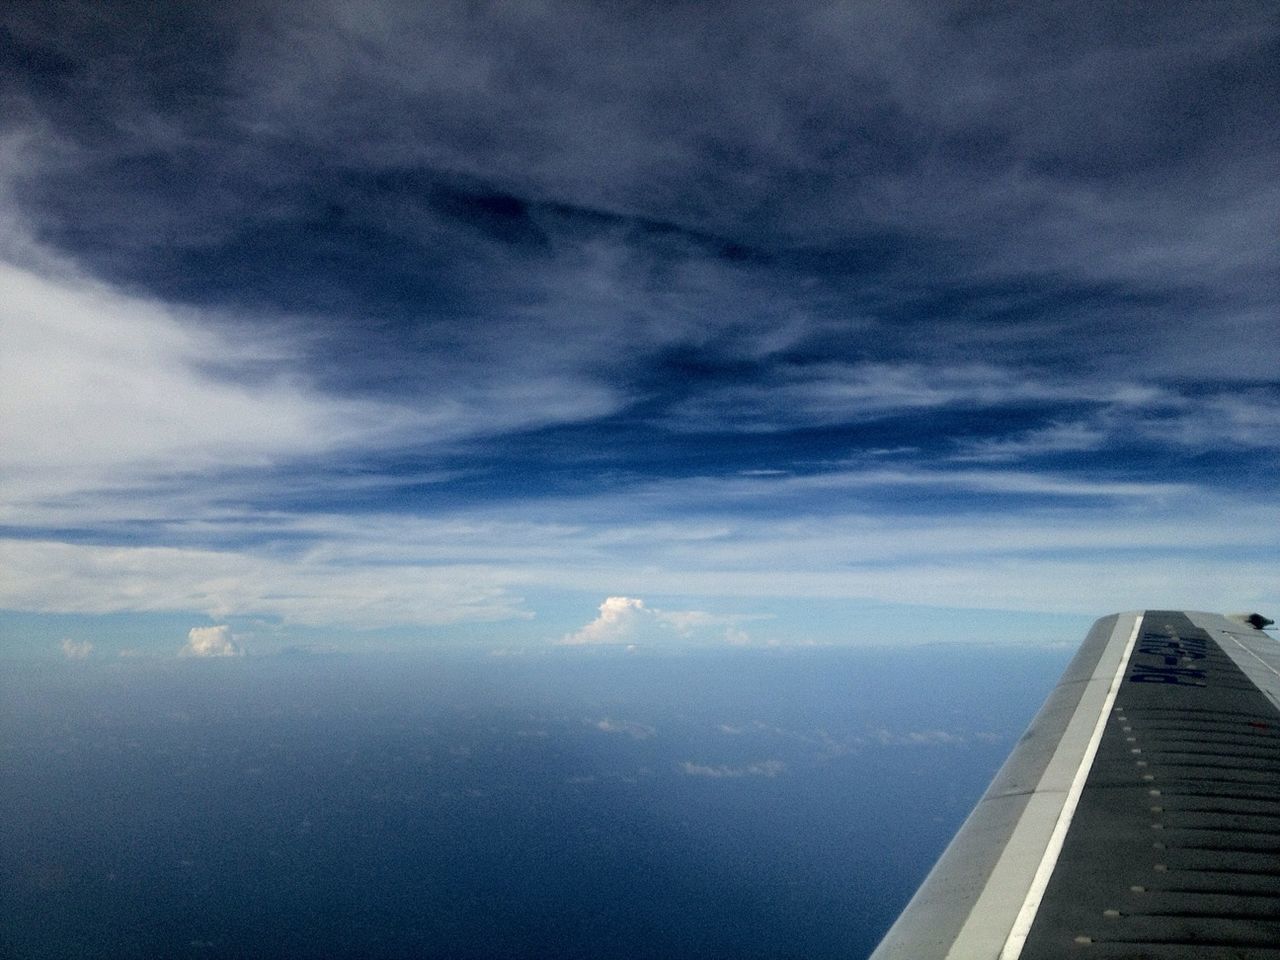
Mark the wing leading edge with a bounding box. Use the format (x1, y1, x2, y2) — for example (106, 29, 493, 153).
(869, 610, 1280, 960)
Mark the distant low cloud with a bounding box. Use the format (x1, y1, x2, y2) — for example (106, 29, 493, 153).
(871, 728, 967, 747)
(562, 596, 755, 645)
(594, 718, 656, 740)
(59, 638, 93, 660)
(680, 760, 785, 778)
(181, 625, 243, 658)
(562, 596, 648, 645)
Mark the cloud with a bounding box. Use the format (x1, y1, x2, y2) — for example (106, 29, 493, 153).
(562, 596, 648, 645)
(0, 257, 622, 520)
(0, 539, 527, 628)
(652, 608, 717, 635)
(662, 362, 1094, 433)
(561, 596, 757, 645)
(180, 625, 243, 658)
(59, 638, 93, 660)
(10, 1, 1279, 388)
(768, 468, 1190, 500)
(954, 390, 1280, 463)
(0, 262, 406, 488)
(663, 362, 1280, 462)
(871, 729, 967, 747)
(1139, 392, 1280, 451)
(4, 463, 1277, 628)
(953, 420, 1111, 463)
(594, 719, 655, 740)
(2, 2, 1278, 640)
(680, 760, 785, 778)
(220, 1, 1276, 290)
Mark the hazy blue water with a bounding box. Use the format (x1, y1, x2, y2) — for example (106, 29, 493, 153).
(1, 645, 1070, 959)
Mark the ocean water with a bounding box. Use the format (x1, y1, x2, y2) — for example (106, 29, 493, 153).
(1, 644, 1069, 959)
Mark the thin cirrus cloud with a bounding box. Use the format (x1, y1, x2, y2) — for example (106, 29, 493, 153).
(660, 362, 1101, 433)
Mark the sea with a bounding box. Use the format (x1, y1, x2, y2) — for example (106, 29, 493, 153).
(1, 643, 1071, 959)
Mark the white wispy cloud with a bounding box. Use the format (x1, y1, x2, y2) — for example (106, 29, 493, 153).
(0, 261, 409, 498)
(781, 468, 1191, 499)
(680, 760, 785, 778)
(594, 719, 656, 740)
(871, 728, 967, 747)
(1139, 392, 1280, 451)
(3, 465, 1277, 628)
(954, 421, 1111, 462)
(665, 361, 1280, 460)
(955, 393, 1280, 463)
(0, 539, 528, 628)
(0, 238, 621, 524)
(663, 362, 1095, 433)
(524, 558, 1279, 618)
(180, 625, 243, 657)
(59, 638, 93, 660)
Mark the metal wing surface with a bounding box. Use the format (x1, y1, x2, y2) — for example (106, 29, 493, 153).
(870, 610, 1280, 960)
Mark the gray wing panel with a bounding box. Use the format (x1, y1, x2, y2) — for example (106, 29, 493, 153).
(869, 612, 1142, 960)
(1017, 611, 1280, 958)
(869, 610, 1280, 960)
(1189, 610, 1280, 709)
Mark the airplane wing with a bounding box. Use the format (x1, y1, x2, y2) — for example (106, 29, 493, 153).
(869, 610, 1280, 960)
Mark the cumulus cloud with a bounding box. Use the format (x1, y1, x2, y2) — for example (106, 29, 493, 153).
(59, 638, 93, 660)
(180, 625, 244, 658)
(561, 596, 756, 645)
(562, 596, 648, 645)
(680, 760, 785, 778)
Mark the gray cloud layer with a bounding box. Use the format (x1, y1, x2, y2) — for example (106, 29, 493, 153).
(6, 0, 1277, 378)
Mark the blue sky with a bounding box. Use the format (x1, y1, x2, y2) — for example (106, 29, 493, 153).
(2, 1, 1278, 656)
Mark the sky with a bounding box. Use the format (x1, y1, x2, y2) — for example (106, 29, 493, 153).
(3, 0, 1279, 656)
